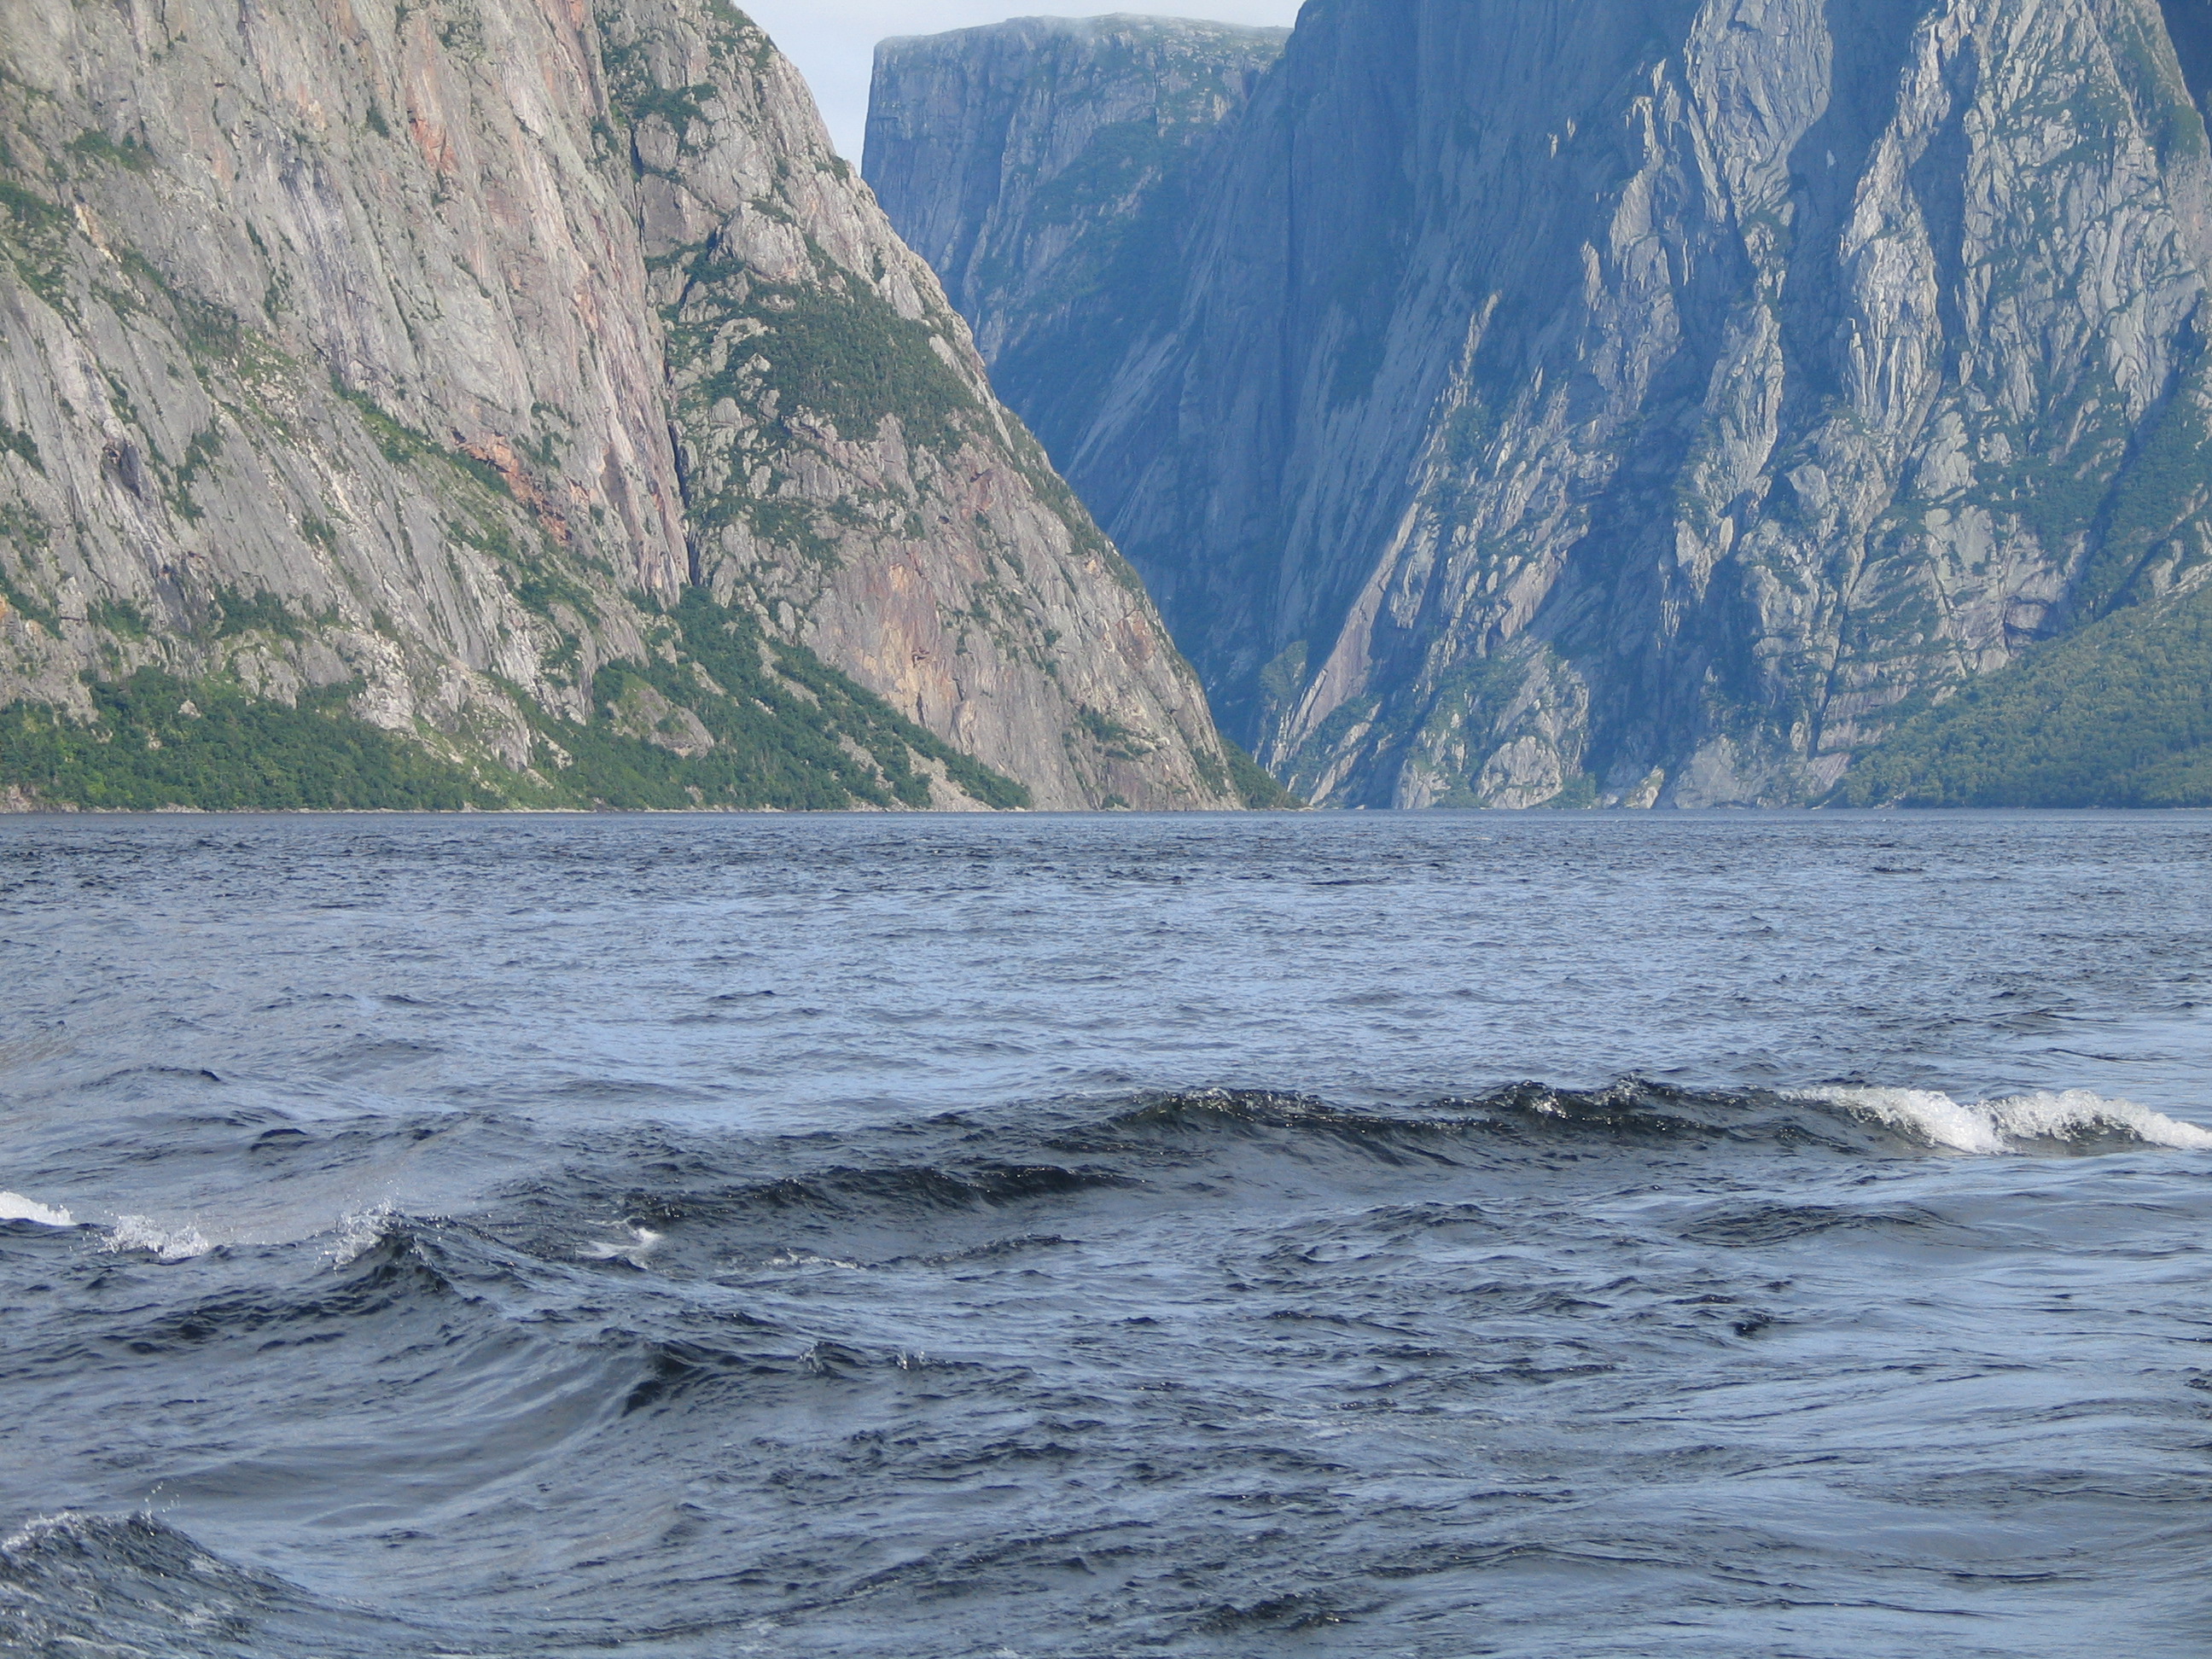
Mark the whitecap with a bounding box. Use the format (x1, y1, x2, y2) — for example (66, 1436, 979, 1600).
(579, 1223, 662, 1266)
(0, 1190, 74, 1228)
(325, 1202, 399, 1268)
(105, 1215, 213, 1260)
(2, 1513, 74, 1554)
(763, 1249, 862, 1271)
(1800, 1086, 2212, 1154)
(1987, 1089, 2212, 1150)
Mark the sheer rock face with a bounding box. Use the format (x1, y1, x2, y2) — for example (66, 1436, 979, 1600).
(872, 0, 2212, 807)
(0, 0, 1243, 810)
(866, 15, 1288, 463)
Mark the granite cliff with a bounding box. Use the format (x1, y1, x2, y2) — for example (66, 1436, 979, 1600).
(0, 0, 1261, 811)
(872, 0, 2212, 807)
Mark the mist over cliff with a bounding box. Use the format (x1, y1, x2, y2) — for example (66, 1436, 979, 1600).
(872, 0, 2212, 807)
(0, 0, 1264, 811)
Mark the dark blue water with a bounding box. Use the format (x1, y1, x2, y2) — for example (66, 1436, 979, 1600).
(3, 812, 2211, 1657)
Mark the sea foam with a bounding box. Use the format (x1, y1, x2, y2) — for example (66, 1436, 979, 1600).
(0, 1191, 75, 1228)
(326, 1203, 399, 1268)
(1802, 1086, 2212, 1154)
(104, 1215, 213, 1260)
(579, 1222, 663, 1266)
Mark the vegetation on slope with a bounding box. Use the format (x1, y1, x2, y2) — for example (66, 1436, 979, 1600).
(1834, 583, 2212, 807)
(1220, 739, 1303, 808)
(0, 594, 1031, 812)
(2, 672, 502, 810)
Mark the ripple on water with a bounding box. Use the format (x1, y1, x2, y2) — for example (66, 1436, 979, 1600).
(2, 813, 2209, 1657)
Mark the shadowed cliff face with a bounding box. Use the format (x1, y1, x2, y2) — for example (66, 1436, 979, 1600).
(873, 0, 2212, 807)
(866, 16, 1289, 467)
(2163, 0, 2212, 113)
(0, 0, 1249, 810)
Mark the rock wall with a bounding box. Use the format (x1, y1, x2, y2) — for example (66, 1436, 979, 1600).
(872, 0, 2212, 808)
(0, 0, 1251, 810)
(866, 15, 1287, 465)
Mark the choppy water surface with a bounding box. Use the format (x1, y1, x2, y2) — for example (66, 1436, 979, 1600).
(3, 812, 2212, 1658)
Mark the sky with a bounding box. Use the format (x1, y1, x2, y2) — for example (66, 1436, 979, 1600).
(741, 1, 1306, 162)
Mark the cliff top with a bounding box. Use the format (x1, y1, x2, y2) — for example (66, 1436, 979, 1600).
(876, 15, 1295, 52)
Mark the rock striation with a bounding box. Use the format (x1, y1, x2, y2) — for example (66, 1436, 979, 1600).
(0, 0, 1256, 810)
(871, 0, 2212, 807)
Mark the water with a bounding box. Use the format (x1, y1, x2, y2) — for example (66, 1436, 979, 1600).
(3, 811, 2211, 1658)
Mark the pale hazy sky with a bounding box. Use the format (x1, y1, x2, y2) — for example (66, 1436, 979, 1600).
(742, 2, 1306, 162)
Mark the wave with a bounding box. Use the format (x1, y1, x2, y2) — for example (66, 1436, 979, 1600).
(1098, 1082, 2212, 1161)
(1078, 1082, 1880, 1161)
(324, 1202, 400, 1268)
(387, 1081, 2212, 1287)
(29, 1081, 2205, 1292)
(341, 1083, 2212, 1278)
(0, 1190, 74, 1227)
(1793, 1086, 2212, 1155)
(578, 1221, 663, 1266)
(103, 1214, 214, 1260)
(0, 1511, 410, 1659)
(9, 1074, 2205, 1658)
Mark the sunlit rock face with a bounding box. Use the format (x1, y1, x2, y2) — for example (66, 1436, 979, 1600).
(0, 0, 1247, 811)
(873, 0, 2212, 807)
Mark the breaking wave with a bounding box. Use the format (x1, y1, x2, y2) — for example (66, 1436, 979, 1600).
(0, 1190, 73, 1227)
(103, 1214, 214, 1260)
(323, 1202, 401, 1268)
(1083, 1081, 2212, 1163)
(1795, 1086, 2212, 1155)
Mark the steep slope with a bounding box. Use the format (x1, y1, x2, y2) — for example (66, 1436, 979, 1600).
(0, 0, 1252, 811)
(1833, 579, 2212, 806)
(874, 0, 2212, 808)
(865, 15, 1288, 463)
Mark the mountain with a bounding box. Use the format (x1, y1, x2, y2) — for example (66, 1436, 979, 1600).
(870, 0, 2212, 808)
(1834, 579, 2212, 806)
(0, 0, 1267, 812)
(867, 15, 1289, 471)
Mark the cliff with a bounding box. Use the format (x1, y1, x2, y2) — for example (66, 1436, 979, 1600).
(866, 15, 1287, 468)
(0, 0, 1257, 811)
(871, 0, 2212, 808)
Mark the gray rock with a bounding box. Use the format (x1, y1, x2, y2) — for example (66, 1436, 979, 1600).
(0, 0, 1249, 810)
(867, 15, 1287, 466)
(871, 0, 2212, 808)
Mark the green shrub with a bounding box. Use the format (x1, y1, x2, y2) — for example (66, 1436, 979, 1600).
(0, 672, 500, 810)
(0, 421, 42, 474)
(1222, 739, 1301, 809)
(1836, 584, 2212, 806)
(212, 587, 302, 639)
(88, 597, 148, 637)
(704, 278, 978, 452)
(65, 130, 152, 172)
(504, 593, 1031, 811)
(2, 595, 1034, 812)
